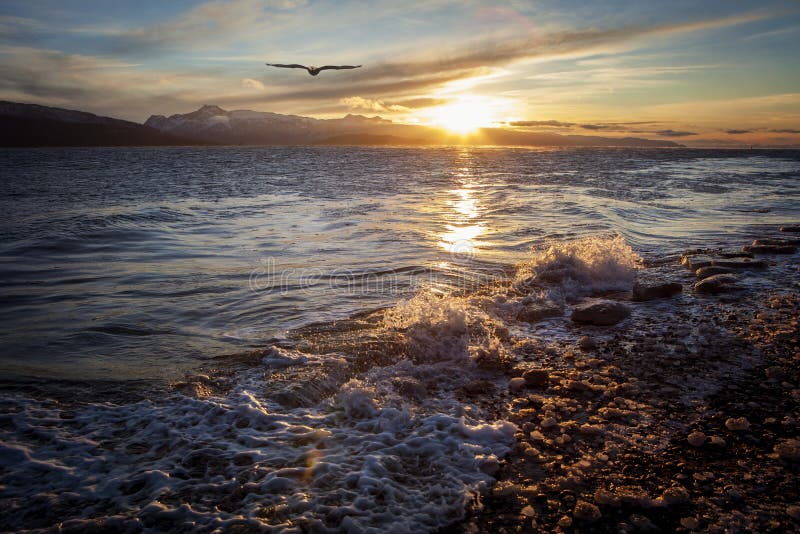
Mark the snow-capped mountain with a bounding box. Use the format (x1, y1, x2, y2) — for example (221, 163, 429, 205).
(144, 105, 402, 145)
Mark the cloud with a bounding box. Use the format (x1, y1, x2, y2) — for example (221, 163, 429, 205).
(88, 0, 307, 55)
(725, 129, 751, 134)
(580, 124, 610, 130)
(339, 96, 409, 113)
(241, 78, 265, 90)
(510, 120, 574, 128)
(771, 128, 800, 134)
(656, 129, 697, 137)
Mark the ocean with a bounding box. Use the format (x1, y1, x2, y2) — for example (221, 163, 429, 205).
(1, 146, 799, 531)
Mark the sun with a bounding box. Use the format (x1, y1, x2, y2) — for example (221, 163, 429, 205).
(427, 96, 498, 134)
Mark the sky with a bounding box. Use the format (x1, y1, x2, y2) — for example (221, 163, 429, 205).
(1, 0, 799, 146)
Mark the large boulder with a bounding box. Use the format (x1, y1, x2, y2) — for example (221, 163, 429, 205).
(571, 300, 631, 326)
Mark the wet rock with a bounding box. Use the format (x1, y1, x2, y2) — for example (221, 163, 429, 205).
(687, 431, 707, 447)
(743, 244, 797, 254)
(694, 274, 739, 294)
(393, 378, 427, 400)
(516, 301, 563, 323)
(696, 265, 736, 279)
(774, 439, 800, 460)
(753, 238, 800, 246)
(520, 505, 536, 518)
(780, 225, 800, 232)
(578, 335, 597, 350)
(681, 254, 714, 271)
(787, 505, 800, 520)
(571, 300, 631, 326)
(461, 380, 494, 396)
(557, 515, 573, 528)
(661, 485, 690, 506)
(632, 282, 682, 301)
(523, 369, 550, 387)
(573, 501, 601, 523)
(509, 377, 526, 393)
(725, 417, 751, 431)
(719, 248, 753, 258)
(711, 258, 767, 269)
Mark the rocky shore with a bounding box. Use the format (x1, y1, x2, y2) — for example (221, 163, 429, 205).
(456, 227, 800, 533)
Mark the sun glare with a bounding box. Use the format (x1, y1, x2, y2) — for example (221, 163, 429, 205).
(426, 96, 498, 134)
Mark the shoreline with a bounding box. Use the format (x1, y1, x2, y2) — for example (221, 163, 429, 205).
(455, 228, 800, 533)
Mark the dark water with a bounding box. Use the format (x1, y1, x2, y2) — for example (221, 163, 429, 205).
(1, 146, 799, 379)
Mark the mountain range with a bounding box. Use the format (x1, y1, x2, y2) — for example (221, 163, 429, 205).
(1, 101, 683, 148)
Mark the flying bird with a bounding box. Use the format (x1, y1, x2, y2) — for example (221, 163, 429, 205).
(265, 63, 362, 76)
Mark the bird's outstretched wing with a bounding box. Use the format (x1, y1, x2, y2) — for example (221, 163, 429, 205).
(265, 63, 308, 69)
(317, 65, 362, 71)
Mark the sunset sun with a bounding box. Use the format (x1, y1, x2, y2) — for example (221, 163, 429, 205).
(426, 96, 500, 134)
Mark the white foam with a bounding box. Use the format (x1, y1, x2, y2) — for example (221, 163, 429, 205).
(516, 235, 641, 300)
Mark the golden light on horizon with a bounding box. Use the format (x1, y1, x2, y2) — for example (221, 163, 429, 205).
(422, 95, 508, 134)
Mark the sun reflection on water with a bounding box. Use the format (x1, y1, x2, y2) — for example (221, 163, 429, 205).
(437, 176, 487, 256)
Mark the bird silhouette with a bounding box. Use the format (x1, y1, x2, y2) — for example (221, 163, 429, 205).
(265, 63, 362, 76)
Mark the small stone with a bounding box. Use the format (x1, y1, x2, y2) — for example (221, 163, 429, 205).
(578, 335, 597, 350)
(632, 281, 682, 301)
(540, 417, 558, 429)
(725, 417, 750, 431)
(687, 431, 706, 447)
(775, 439, 800, 460)
(787, 505, 800, 520)
(530, 430, 545, 441)
(521, 505, 536, 518)
(523, 369, 549, 387)
(573, 500, 601, 523)
(571, 300, 631, 326)
(509, 377, 526, 393)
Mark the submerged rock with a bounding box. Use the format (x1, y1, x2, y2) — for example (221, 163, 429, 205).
(780, 225, 800, 232)
(711, 258, 767, 269)
(632, 281, 682, 301)
(743, 244, 797, 254)
(694, 274, 739, 294)
(696, 265, 736, 279)
(571, 300, 631, 326)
